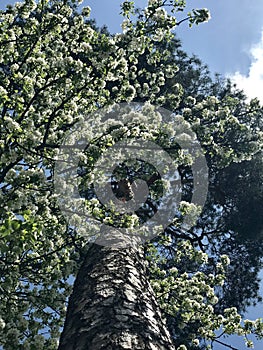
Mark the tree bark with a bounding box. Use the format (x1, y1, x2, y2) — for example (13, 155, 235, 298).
(58, 233, 175, 350)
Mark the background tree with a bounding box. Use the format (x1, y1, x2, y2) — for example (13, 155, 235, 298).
(146, 40, 263, 346)
(136, 19, 263, 326)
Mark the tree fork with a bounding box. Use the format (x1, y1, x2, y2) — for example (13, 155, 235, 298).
(58, 232, 175, 350)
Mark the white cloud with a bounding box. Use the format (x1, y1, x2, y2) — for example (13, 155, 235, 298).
(229, 30, 263, 103)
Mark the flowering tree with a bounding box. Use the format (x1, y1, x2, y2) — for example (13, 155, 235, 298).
(0, 0, 263, 349)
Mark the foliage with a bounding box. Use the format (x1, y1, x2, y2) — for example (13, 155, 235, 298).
(146, 238, 263, 349)
(144, 38, 263, 346)
(0, 0, 263, 349)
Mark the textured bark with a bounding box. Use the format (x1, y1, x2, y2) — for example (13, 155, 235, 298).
(58, 233, 175, 350)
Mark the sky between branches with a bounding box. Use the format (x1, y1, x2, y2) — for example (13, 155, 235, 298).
(87, 0, 263, 103)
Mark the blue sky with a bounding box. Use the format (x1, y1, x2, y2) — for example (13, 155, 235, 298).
(0, 0, 262, 348)
(86, 0, 263, 103)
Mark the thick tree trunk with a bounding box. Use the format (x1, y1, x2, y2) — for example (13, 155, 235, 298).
(58, 233, 175, 350)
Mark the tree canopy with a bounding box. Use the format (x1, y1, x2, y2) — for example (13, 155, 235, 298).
(0, 0, 263, 349)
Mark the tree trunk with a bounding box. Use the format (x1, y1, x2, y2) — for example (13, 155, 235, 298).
(58, 233, 175, 350)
